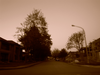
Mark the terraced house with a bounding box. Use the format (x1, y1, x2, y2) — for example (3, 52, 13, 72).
(0, 37, 22, 62)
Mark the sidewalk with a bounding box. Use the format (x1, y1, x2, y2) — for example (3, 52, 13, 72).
(80, 64, 100, 68)
(0, 62, 41, 70)
(70, 62, 100, 68)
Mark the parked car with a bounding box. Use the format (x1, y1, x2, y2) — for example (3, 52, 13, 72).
(65, 58, 73, 62)
(74, 59, 79, 63)
(56, 58, 60, 61)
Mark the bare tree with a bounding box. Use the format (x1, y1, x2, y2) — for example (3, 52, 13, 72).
(66, 31, 84, 51)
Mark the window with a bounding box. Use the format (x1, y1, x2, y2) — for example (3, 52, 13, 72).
(1, 42, 9, 50)
(0, 53, 8, 62)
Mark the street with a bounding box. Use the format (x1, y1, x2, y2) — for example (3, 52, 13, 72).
(0, 60, 100, 75)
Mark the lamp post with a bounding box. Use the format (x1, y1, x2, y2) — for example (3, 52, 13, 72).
(72, 25, 89, 63)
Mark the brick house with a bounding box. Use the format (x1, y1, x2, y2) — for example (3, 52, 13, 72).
(0, 37, 22, 62)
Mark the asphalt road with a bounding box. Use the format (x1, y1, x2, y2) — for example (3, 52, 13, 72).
(0, 60, 100, 75)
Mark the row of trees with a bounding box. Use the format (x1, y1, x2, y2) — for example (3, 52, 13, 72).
(52, 48, 68, 61)
(51, 31, 85, 61)
(15, 9, 52, 61)
(14, 9, 87, 61)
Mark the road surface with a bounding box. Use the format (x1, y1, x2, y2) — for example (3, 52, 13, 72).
(0, 60, 100, 75)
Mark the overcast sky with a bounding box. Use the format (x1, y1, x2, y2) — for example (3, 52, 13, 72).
(0, 0, 100, 51)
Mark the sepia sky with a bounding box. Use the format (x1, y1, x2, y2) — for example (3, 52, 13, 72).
(0, 0, 100, 51)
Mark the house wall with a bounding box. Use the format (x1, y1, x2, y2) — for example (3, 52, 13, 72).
(0, 38, 22, 62)
(0, 41, 1, 61)
(91, 39, 100, 62)
(0, 41, 10, 62)
(99, 52, 100, 61)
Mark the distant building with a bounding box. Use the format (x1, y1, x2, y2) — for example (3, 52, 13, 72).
(79, 47, 91, 57)
(65, 51, 79, 62)
(79, 47, 90, 62)
(0, 37, 23, 62)
(67, 51, 79, 59)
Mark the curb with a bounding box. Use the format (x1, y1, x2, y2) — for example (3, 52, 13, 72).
(70, 63, 100, 68)
(64, 62, 100, 68)
(80, 65, 100, 68)
(0, 62, 41, 70)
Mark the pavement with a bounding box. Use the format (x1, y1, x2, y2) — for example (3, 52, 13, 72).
(0, 61, 41, 70)
(69, 62, 100, 68)
(0, 61, 100, 70)
(81, 64, 100, 68)
(1, 60, 100, 75)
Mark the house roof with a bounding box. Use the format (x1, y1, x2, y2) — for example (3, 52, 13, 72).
(92, 38, 100, 49)
(8, 40, 18, 44)
(0, 37, 22, 47)
(68, 51, 79, 54)
(0, 37, 8, 42)
(93, 38, 100, 43)
(79, 47, 90, 52)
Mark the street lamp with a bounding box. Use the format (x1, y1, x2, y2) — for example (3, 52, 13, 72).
(72, 25, 89, 63)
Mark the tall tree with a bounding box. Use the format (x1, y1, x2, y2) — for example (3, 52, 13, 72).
(15, 9, 52, 61)
(66, 31, 84, 51)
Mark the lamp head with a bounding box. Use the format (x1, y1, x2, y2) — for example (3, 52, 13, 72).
(72, 25, 75, 27)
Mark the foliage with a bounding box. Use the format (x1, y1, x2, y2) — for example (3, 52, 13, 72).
(52, 48, 60, 59)
(15, 9, 52, 61)
(59, 48, 68, 58)
(66, 31, 84, 51)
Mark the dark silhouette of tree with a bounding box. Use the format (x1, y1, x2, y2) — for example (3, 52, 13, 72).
(66, 31, 84, 51)
(52, 48, 60, 60)
(59, 48, 68, 60)
(15, 9, 52, 61)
